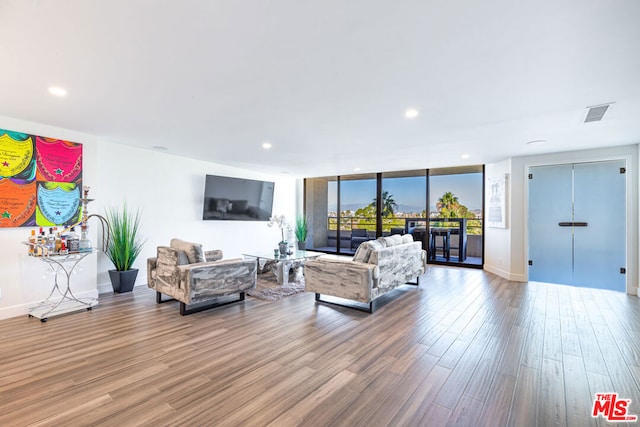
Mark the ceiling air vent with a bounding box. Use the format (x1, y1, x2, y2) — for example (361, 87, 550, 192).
(584, 102, 614, 123)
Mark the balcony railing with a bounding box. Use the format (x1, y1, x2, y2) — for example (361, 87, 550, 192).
(327, 216, 483, 235)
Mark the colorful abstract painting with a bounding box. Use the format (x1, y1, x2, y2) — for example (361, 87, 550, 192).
(0, 128, 82, 228)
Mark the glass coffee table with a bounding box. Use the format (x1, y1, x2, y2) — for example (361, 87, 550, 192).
(243, 250, 324, 286)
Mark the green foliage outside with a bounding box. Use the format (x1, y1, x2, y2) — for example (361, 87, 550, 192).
(434, 191, 482, 235)
(370, 191, 398, 218)
(328, 191, 482, 235)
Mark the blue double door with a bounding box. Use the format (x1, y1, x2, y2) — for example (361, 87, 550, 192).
(528, 160, 626, 292)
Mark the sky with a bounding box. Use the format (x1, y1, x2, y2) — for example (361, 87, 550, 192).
(328, 173, 483, 213)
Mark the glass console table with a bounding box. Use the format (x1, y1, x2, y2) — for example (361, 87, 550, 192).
(26, 250, 98, 322)
(243, 250, 324, 286)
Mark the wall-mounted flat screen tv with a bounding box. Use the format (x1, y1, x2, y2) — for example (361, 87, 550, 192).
(202, 175, 274, 221)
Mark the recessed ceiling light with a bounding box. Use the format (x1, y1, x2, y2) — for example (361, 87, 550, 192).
(48, 86, 67, 97)
(526, 139, 548, 145)
(151, 145, 168, 151)
(354, 167, 361, 171)
(262, 142, 272, 149)
(461, 154, 470, 159)
(405, 108, 419, 119)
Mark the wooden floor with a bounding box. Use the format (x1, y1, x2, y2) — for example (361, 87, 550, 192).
(1, 266, 639, 426)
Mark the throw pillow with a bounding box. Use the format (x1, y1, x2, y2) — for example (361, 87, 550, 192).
(381, 235, 403, 247)
(366, 240, 385, 265)
(205, 249, 223, 262)
(176, 250, 190, 265)
(401, 234, 414, 244)
(353, 242, 371, 263)
(368, 240, 384, 252)
(170, 238, 206, 264)
(376, 236, 388, 247)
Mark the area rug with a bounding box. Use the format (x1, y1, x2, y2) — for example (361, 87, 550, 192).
(247, 272, 306, 301)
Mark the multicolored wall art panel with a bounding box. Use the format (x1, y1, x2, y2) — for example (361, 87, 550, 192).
(0, 127, 82, 228)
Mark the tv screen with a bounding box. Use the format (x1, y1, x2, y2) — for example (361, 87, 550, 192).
(202, 175, 274, 221)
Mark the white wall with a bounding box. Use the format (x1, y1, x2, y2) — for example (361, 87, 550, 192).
(93, 140, 297, 293)
(0, 116, 296, 319)
(483, 159, 517, 280)
(485, 144, 639, 295)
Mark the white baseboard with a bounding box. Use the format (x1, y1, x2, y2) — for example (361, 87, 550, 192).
(0, 289, 99, 321)
(98, 282, 147, 294)
(97, 281, 112, 294)
(0, 303, 32, 321)
(483, 264, 527, 282)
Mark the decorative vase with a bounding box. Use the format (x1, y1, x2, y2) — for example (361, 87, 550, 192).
(297, 241, 306, 251)
(278, 241, 288, 256)
(109, 268, 139, 293)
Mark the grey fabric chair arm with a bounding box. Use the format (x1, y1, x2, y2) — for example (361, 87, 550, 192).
(305, 257, 379, 304)
(177, 258, 257, 304)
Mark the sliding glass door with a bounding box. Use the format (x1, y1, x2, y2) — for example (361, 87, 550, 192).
(305, 176, 337, 252)
(382, 171, 427, 246)
(304, 174, 376, 254)
(428, 166, 484, 266)
(339, 174, 377, 254)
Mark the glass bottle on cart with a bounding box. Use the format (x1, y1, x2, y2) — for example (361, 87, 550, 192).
(78, 225, 92, 252)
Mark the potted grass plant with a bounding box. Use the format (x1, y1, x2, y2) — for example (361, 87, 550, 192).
(105, 204, 145, 293)
(295, 215, 308, 250)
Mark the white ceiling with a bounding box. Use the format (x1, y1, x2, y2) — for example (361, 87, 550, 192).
(1, 0, 639, 177)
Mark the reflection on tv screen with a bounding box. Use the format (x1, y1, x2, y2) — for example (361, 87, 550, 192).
(202, 175, 274, 221)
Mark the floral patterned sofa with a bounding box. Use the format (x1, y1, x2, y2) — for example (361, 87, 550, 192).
(304, 234, 427, 312)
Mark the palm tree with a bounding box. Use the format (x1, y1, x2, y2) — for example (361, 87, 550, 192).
(437, 192, 459, 218)
(382, 191, 398, 217)
(370, 191, 398, 218)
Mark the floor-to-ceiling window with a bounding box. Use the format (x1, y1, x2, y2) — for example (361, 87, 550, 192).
(304, 174, 377, 254)
(305, 176, 337, 252)
(338, 174, 377, 254)
(305, 166, 484, 266)
(428, 166, 484, 266)
(381, 170, 427, 246)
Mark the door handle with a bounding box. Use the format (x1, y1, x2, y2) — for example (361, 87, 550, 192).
(558, 222, 588, 227)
